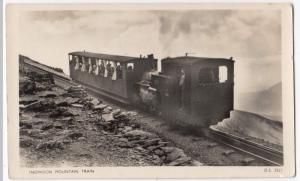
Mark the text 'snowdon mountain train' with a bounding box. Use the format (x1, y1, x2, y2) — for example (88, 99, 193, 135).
(68, 51, 234, 127)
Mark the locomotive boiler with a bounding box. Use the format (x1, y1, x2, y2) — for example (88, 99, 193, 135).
(68, 51, 234, 127)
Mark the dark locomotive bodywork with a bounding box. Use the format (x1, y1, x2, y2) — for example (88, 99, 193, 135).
(150, 57, 234, 127)
(69, 51, 234, 127)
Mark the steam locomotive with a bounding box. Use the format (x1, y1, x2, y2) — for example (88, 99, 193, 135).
(68, 51, 234, 127)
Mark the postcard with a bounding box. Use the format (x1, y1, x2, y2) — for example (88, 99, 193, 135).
(6, 3, 294, 178)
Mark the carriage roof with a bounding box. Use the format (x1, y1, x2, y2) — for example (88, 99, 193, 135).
(69, 51, 141, 63)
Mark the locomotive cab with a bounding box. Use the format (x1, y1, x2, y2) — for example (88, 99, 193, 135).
(156, 56, 234, 127)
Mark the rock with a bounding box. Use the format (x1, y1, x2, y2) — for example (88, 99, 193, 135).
(26, 71, 54, 84)
(135, 146, 145, 152)
(19, 97, 39, 105)
(113, 112, 129, 120)
(222, 150, 235, 157)
(152, 155, 161, 165)
(49, 107, 77, 118)
(124, 130, 157, 139)
(28, 129, 42, 137)
(55, 97, 79, 107)
(154, 149, 165, 157)
(93, 104, 107, 111)
(102, 113, 114, 122)
(124, 111, 138, 117)
(190, 160, 204, 166)
(241, 158, 255, 165)
(122, 126, 133, 133)
(78, 137, 86, 141)
(116, 141, 133, 148)
(63, 85, 88, 98)
(118, 138, 128, 142)
(142, 138, 161, 148)
(54, 124, 63, 129)
(83, 97, 100, 109)
(40, 123, 54, 131)
(19, 104, 26, 110)
(157, 141, 170, 147)
(77, 153, 93, 159)
(67, 132, 83, 140)
(207, 143, 218, 148)
(112, 109, 121, 117)
(35, 82, 49, 92)
(20, 121, 33, 129)
(161, 146, 175, 153)
(57, 117, 74, 124)
(89, 98, 100, 107)
(20, 136, 36, 148)
(61, 138, 72, 144)
(36, 140, 64, 150)
(101, 130, 108, 135)
(38, 91, 58, 98)
(66, 85, 83, 92)
(116, 137, 134, 148)
(24, 100, 56, 112)
(146, 145, 157, 151)
(71, 104, 84, 108)
(49, 107, 67, 118)
(20, 129, 30, 136)
(103, 106, 113, 113)
(19, 77, 36, 95)
(165, 148, 186, 163)
(131, 139, 146, 145)
(167, 156, 191, 166)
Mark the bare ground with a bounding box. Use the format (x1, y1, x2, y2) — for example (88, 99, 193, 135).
(19, 69, 203, 167)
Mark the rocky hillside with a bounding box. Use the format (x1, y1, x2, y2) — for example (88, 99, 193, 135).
(19, 67, 203, 167)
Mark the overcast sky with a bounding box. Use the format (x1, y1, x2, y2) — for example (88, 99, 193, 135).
(19, 9, 281, 94)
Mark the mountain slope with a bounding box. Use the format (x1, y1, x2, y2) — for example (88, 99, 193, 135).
(235, 82, 282, 121)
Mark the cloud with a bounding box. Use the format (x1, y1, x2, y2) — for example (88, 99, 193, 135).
(29, 11, 82, 22)
(19, 9, 281, 94)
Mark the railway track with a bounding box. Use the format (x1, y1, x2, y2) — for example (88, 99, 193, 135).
(208, 128, 283, 166)
(21, 59, 77, 88)
(21, 58, 284, 166)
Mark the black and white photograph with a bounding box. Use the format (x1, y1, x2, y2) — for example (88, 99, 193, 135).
(6, 3, 294, 179)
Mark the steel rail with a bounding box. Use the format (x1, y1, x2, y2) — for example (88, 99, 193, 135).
(208, 128, 283, 166)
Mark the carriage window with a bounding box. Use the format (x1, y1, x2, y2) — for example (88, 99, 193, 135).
(99, 60, 105, 77)
(116, 62, 123, 79)
(106, 61, 114, 78)
(81, 57, 87, 72)
(74, 56, 80, 70)
(88, 58, 93, 74)
(127, 63, 134, 71)
(219, 66, 228, 83)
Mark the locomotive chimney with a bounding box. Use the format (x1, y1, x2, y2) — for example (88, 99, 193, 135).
(147, 54, 154, 59)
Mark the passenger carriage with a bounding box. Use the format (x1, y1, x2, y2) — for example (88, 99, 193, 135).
(68, 51, 157, 104)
